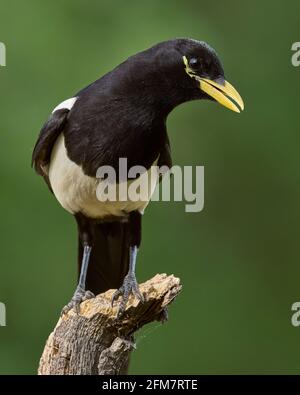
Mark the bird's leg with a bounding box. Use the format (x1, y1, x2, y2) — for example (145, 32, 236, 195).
(112, 211, 144, 316)
(112, 245, 144, 315)
(62, 231, 95, 315)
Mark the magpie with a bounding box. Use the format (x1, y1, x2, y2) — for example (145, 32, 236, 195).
(32, 38, 244, 315)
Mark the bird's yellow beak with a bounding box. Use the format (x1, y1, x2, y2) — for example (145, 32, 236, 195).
(182, 56, 244, 113)
(199, 78, 244, 113)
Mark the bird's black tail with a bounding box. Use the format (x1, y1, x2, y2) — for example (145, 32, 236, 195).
(77, 218, 130, 295)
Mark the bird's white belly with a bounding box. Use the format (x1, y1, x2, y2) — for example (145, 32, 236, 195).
(48, 134, 159, 218)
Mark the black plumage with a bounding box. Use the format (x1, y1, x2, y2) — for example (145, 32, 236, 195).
(32, 38, 243, 314)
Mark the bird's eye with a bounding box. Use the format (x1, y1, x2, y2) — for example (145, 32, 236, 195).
(189, 58, 200, 68)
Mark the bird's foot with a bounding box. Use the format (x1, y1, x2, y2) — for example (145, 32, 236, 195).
(61, 286, 95, 315)
(111, 273, 144, 317)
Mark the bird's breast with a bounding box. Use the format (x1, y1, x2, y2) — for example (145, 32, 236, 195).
(48, 134, 159, 219)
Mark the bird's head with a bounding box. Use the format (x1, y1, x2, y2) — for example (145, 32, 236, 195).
(124, 38, 244, 114)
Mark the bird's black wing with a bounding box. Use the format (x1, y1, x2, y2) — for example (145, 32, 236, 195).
(32, 108, 69, 189)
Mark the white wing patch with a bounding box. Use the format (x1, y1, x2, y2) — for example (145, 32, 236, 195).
(52, 97, 77, 113)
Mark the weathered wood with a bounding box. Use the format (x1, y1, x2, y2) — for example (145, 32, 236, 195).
(38, 273, 181, 375)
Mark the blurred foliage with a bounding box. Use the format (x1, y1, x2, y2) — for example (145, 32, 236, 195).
(0, 0, 300, 374)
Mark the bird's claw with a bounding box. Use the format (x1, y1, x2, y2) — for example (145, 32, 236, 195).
(111, 273, 144, 317)
(61, 286, 95, 315)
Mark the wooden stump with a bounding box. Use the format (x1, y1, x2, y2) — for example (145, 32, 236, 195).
(38, 274, 182, 375)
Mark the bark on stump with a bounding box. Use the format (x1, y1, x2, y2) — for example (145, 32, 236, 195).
(38, 273, 181, 375)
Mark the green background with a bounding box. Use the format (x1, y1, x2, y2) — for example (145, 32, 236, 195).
(0, 0, 299, 374)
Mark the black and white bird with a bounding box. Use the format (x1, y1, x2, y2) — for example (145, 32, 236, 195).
(32, 38, 244, 315)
